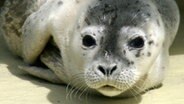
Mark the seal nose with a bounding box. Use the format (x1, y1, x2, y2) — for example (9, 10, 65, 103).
(97, 65, 117, 76)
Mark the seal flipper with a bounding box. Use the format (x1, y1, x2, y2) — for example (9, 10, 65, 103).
(22, 12, 51, 64)
(19, 66, 63, 84)
(21, 0, 58, 64)
(21, 0, 75, 64)
(40, 41, 68, 83)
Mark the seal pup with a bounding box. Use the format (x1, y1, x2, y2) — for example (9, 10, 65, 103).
(0, 0, 180, 97)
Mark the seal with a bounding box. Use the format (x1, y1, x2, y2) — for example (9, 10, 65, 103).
(0, 0, 180, 97)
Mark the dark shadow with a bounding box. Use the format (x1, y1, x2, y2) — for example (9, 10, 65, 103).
(170, 0, 184, 55)
(0, 0, 5, 7)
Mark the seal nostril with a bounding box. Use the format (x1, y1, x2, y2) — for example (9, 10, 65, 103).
(110, 66, 117, 75)
(98, 66, 106, 75)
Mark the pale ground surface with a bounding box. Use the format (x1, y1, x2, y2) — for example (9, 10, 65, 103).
(0, 0, 184, 104)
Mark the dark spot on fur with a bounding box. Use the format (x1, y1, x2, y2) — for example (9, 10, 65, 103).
(127, 3, 130, 6)
(145, 4, 150, 7)
(100, 37, 104, 45)
(125, 3, 130, 8)
(148, 40, 154, 45)
(135, 0, 139, 4)
(157, 19, 160, 26)
(137, 9, 141, 12)
(146, 13, 151, 17)
(128, 61, 134, 66)
(92, 33, 96, 36)
(77, 25, 80, 29)
(135, 50, 141, 57)
(133, 23, 138, 26)
(131, 61, 134, 65)
(147, 52, 151, 57)
(123, 50, 126, 55)
(157, 9, 161, 14)
(58, 1, 63, 5)
(85, 18, 91, 25)
(135, 53, 140, 57)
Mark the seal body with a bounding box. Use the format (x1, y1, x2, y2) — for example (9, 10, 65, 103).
(0, 0, 180, 97)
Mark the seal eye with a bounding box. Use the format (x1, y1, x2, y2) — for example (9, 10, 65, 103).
(129, 37, 144, 48)
(82, 35, 97, 48)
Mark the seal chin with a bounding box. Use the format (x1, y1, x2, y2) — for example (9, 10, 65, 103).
(97, 85, 123, 97)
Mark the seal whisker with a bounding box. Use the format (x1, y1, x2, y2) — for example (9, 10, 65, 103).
(124, 83, 139, 102)
(139, 78, 150, 93)
(140, 21, 148, 27)
(127, 83, 140, 96)
(130, 11, 141, 24)
(78, 86, 90, 100)
(74, 83, 87, 99)
(131, 78, 147, 94)
(84, 87, 92, 104)
(71, 82, 85, 100)
(67, 73, 90, 102)
(67, 80, 84, 101)
(66, 73, 84, 91)
(66, 73, 85, 100)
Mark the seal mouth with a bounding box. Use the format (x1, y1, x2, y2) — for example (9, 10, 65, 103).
(97, 85, 122, 97)
(99, 85, 120, 90)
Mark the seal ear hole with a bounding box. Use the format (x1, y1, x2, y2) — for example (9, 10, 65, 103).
(82, 35, 97, 48)
(128, 36, 144, 48)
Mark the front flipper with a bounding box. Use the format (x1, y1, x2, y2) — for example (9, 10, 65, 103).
(40, 42, 68, 83)
(21, 1, 58, 64)
(19, 65, 63, 84)
(22, 11, 51, 64)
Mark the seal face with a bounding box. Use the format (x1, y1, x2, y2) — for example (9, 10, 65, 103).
(1, 0, 180, 97)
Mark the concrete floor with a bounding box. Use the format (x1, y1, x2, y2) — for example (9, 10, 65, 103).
(0, 0, 184, 104)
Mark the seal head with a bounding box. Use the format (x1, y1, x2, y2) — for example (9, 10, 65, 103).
(64, 0, 166, 97)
